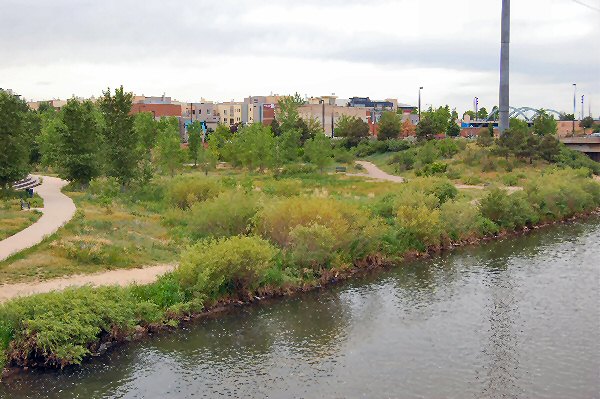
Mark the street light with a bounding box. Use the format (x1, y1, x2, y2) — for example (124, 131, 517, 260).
(573, 83, 576, 136)
(474, 97, 479, 121)
(418, 87, 423, 123)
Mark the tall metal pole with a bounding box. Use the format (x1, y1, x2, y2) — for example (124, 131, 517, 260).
(418, 86, 423, 122)
(572, 83, 576, 135)
(499, 0, 510, 134)
(581, 95, 584, 121)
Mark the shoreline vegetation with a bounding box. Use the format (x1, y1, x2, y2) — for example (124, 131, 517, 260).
(2, 88, 600, 377)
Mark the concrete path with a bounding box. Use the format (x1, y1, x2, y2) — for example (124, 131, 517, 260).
(0, 264, 176, 303)
(0, 175, 76, 262)
(351, 161, 522, 193)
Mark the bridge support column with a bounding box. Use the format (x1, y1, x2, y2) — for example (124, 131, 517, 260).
(499, 0, 510, 134)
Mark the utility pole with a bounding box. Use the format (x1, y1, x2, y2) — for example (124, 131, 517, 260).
(499, 0, 510, 134)
(418, 87, 423, 123)
(572, 83, 576, 136)
(581, 95, 584, 121)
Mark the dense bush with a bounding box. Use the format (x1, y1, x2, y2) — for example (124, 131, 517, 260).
(167, 177, 221, 209)
(187, 191, 260, 239)
(177, 236, 277, 298)
(479, 189, 536, 229)
(261, 179, 303, 197)
(396, 205, 442, 247)
(440, 200, 482, 240)
(288, 223, 338, 269)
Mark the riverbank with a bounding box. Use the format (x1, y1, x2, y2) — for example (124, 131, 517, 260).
(1, 166, 599, 375)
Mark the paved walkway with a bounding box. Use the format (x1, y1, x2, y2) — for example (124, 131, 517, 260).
(350, 161, 522, 193)
(0, 175, 76, 262)
(0, 264, 176, 303)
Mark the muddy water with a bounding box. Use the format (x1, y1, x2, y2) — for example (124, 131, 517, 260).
(2, 218, 599, 398)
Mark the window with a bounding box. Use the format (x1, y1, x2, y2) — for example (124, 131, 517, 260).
(224, 110, 228, 115)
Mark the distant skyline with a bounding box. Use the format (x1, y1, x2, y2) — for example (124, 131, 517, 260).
(1, 0, 599, 116)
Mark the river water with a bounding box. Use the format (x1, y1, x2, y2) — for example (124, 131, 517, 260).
(2, 218, 599, 398)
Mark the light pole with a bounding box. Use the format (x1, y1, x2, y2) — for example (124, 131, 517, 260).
(581, 95, 584, 121)
(418, 87, 424, 121)
(572, 83, 576, 136)
(499, 0, 510, 134)
(474, 97, 479, 121)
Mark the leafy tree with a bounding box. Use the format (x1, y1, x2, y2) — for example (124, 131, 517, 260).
(187, 120, 203, 166)
(207, 124, 232, 160)
(335, 115, 369, 147)
(197, 145, 217, 176)
(377, 111, 402, 141)
(304, 133, 333, 172)
(277, 93, 305, 133)
(230, 123, 275, 171)
(0, 90, 32, 189)
(538, 135, 561, 162)
(134, 112, 158, 159)
(477, 129, 494, 147)
(54, 99, 102, 186)
(487, 122, 495, 137)
(477, 107, 488, 120)
(451, 108, 459, 120)
(415, 115, 436, 141)
(446, 121, 461, 137)
(270, 118, 282, 136)
(532, 109, 557, 136)
(464, 110, 476, 120)
(38, 111, 64, 168)
(37, 101, 54, 113)
(421, 105, 451, 134)
(559, 113, 575, 121)
(400, 118, 416, 137)
(98, 86, 140, 186)
(275, 128, 301, 164)
(580, 116, 594, 133)
(156, 118, 184, 176)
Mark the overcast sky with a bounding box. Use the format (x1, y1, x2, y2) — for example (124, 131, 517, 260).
(1, 0, 599, 116)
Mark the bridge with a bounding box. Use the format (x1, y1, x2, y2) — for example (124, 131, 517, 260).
(465, 107, 563, 128)
(559, 137, 600, 162)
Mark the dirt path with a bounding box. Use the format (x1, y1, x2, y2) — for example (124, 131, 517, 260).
(352, 161, 522, 193)
(0, 264, 176, 303)
(0, 175, 77, 262)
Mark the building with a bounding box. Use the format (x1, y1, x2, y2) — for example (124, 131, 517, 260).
(217, 101, 246, 125)
(181, 101, 219, 131)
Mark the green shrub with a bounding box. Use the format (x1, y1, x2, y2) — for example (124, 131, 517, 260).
(0, 287, 140, 366)
(404, 177, 458, 204)
(396, 205, 442, 246)
(130, 273, 187, 309)
(463, 174, 483, 185)
(333, 148, 355, 164)
(167, 177, 221, 210)
(386, 139, 412, 152)
(440, 200, 480, 240)
(415, 161, 448, 176)
(177, 236, 278, 298)
(388, 150, 416, 171)
(256, 197, 352, 247)
(187, 190, 260, 239)
(50, 236, 127, 265)
(479, 189, 535, 229)
(288, 223, 338, 269)
(262, 179, 303, 197)
(502, 174, 520, 187)
(275, 164, 318, 177)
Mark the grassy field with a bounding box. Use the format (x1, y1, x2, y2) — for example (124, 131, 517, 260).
(0, 192, 44, 241)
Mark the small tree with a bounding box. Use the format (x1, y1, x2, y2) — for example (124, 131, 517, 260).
(532, 110, 557, 136)
(0, 90, 32, 189)
(400, 118, 416, 137)
(98, 86, 140, 187)
(304, 133, 333, 172)
(207, 124, 232, 161)
(197, 145, 217, 176)
(476, 129, 494, 147)
(335, 115, 370, 147)
(156, 120, 184, 176)
(415, 115, 436, 141)
(134, 112, 158, 159)
(187, 120, 203, 166)
(538, 135, 561, 162)
(477, 107, 488, 120)
(231, 123, 275, 171)
(580, 116, 594, 133)
(377, 111, 402, 141)
(446, 121, 461, 137)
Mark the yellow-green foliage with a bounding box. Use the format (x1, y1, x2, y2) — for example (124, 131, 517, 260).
(187, 190, 261, 239)
(396, 205, 442, 246)
(440, 200, 481, 240)
(50, 235, 126, 265)
(177, 236, 277, 297)
(261, 178, 303, 197)
(167, 176, 221, 209)
(288, 223, 338, 269)
(256, 197, 351, 247)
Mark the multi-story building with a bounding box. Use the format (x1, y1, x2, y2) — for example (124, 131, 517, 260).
(217, 101, 246, 126)
(181, 101, 219, 130)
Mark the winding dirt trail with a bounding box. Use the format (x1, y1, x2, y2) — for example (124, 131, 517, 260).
(0, 175, 76, 262)
(0, 264, 176, 303)
(351, 161, 522, 193)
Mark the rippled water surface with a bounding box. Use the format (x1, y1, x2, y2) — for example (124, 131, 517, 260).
(2, 218, 600, 398)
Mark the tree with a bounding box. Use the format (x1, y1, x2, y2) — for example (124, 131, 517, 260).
(277, 93, 305, 133)
(98, 86, 140, 186)
(421, 105, 451, 134)
(464, 110, 476, 120)
(477, 129, 494, 147)
(580, 116, 594, 133)
(54, 99, 102, 186)
(532, 109, 557, 136)
(335, 115, 369, 147)
(559, 113, 575, 121)
(477, 107, 488, 120)
(0, 90, 32, 189)
(400, 118, 416, 137)
(270, 118, 282, 136)
(275, 128, 301, 165)
(134, 112, 158, 159)
(230, 123, 275, 171)
(446, 121, 461, 137)
(304, 133, 333, 172)
(207, 124, 232, 160)
(538, 135, 561, 162)
(377, 111, 402, 140)
(197, 145, 217, 176)
(156, 118, 184, 176)
(415, 115, 436, 141)
(187, 120, 203, 166)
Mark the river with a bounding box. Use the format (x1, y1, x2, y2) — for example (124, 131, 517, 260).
(2, 218, 599, 398)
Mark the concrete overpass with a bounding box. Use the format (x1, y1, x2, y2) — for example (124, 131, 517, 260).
(560, 137, 600, 162)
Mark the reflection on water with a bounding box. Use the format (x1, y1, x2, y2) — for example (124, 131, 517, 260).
(2, 218, 599, 399)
